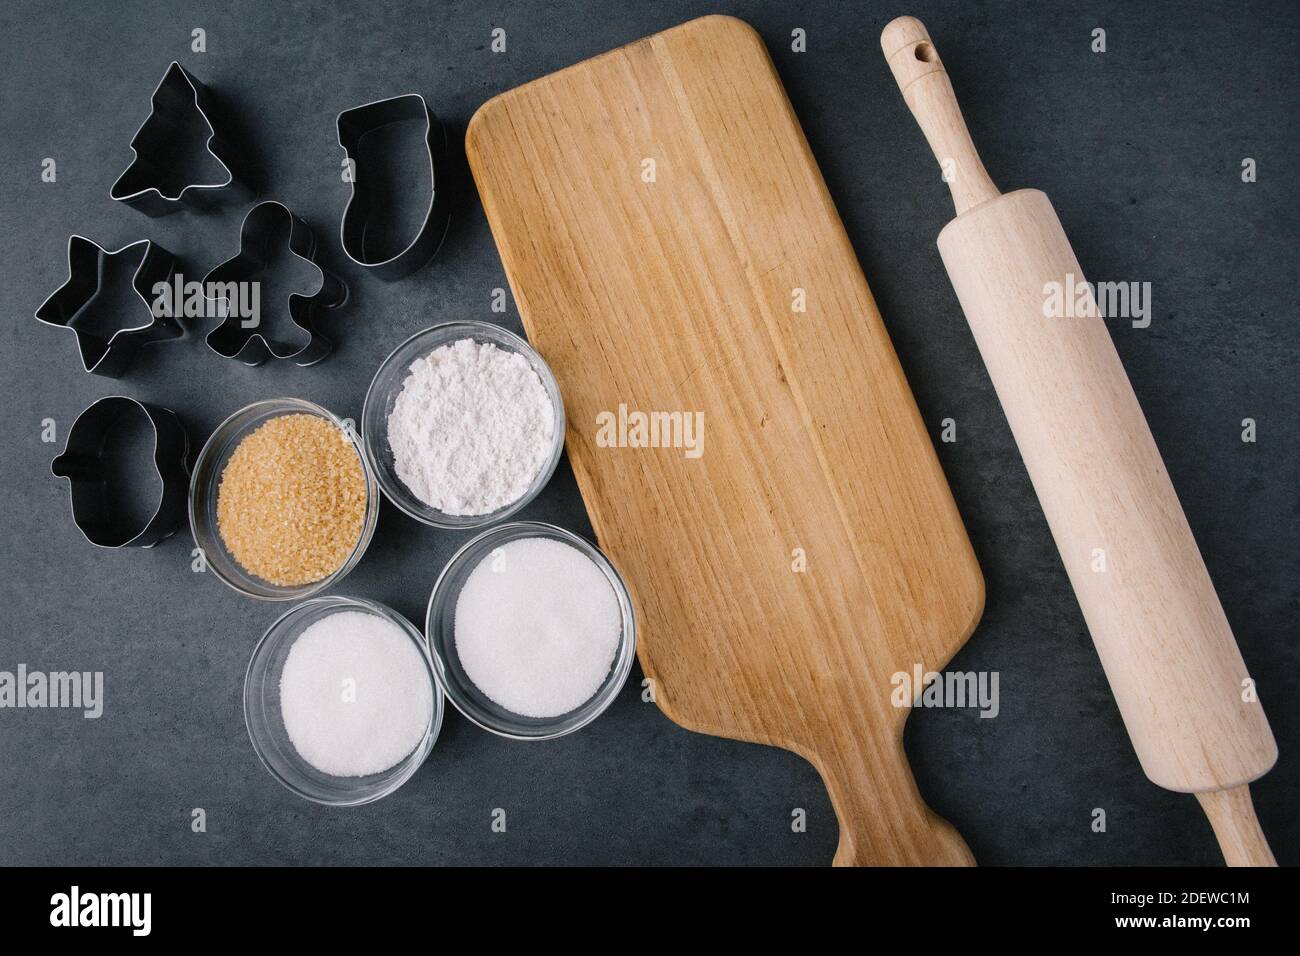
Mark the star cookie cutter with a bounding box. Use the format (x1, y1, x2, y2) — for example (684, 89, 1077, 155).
(202, 200, 348, 366)
(110, 61, 256, 217)
(51, 396, 190, 549)
(35, 235, 180, 378)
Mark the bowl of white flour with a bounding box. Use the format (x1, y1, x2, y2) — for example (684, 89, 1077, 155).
(362, 321, 565, 528)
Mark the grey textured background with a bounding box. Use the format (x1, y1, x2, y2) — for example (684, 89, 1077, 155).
(0, 0, 1295, 866)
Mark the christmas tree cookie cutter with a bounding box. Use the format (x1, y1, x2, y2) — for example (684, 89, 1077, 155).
(110, 61, 255, 217)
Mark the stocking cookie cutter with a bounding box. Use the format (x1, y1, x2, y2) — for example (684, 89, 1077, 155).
(337, 92, 452, 280)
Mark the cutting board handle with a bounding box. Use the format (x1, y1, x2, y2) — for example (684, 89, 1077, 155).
(819, 720, 975, 866)
(881, 16, 1000, 215)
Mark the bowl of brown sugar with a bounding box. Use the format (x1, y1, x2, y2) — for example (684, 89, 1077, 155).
(189, 398, 379, 600)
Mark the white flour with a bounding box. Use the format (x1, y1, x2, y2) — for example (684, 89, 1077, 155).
(387, 338, 555, 516)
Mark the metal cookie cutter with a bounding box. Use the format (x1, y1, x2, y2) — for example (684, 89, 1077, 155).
(202, 200, 347, 366)
(36, 235, 180, 378)
(110, 61, 255, 216)
(51, 396, 190, 549)
(337, 93, 452, 280)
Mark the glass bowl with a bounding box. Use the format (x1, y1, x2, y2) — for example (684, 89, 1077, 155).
(425, 521, 637, 740)
(244, 595, 443, 806)
(361, 321, 565, 529)
(189, 398, 379, 601)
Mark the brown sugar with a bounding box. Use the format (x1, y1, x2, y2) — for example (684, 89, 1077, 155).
(216, 414, 367, 586)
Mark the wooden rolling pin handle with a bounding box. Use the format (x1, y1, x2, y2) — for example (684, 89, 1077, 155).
(881, 16, 1000, 215)
(1196, 786, 1277, 867)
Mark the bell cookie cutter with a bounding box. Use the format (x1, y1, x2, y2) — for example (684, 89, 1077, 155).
(51, 396, 190, 549)
(337, 92, 452, 280)
(36, 235, 180, 379)
(202, 200, 348, 366)
(110, 61, 255, 217)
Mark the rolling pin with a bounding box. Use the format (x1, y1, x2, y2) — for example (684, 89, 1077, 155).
(882, 16, 1277, 866)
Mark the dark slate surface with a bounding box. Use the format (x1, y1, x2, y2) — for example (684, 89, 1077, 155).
(0, 0, 1295, 866)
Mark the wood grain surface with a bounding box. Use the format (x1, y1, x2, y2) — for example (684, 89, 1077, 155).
(467, 14, 984, 865)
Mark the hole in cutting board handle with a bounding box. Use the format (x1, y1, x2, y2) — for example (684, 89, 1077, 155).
(914, 42, 936, 62)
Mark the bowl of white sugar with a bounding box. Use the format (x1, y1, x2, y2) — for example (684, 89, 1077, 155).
(425, 521, 637, 740)
(244, 595, 443, 805)
(361, 321, 565, 529)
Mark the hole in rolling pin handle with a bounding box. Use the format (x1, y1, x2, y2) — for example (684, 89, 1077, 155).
(914, 42, 936, 63)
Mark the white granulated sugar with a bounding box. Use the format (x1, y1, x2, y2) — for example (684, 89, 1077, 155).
(387, 338, 555, 516)
(279, 610, 433, 777)
(454, 537, 622, 719)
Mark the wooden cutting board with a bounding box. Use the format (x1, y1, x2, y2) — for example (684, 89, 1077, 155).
(467, 14, 983, 865)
